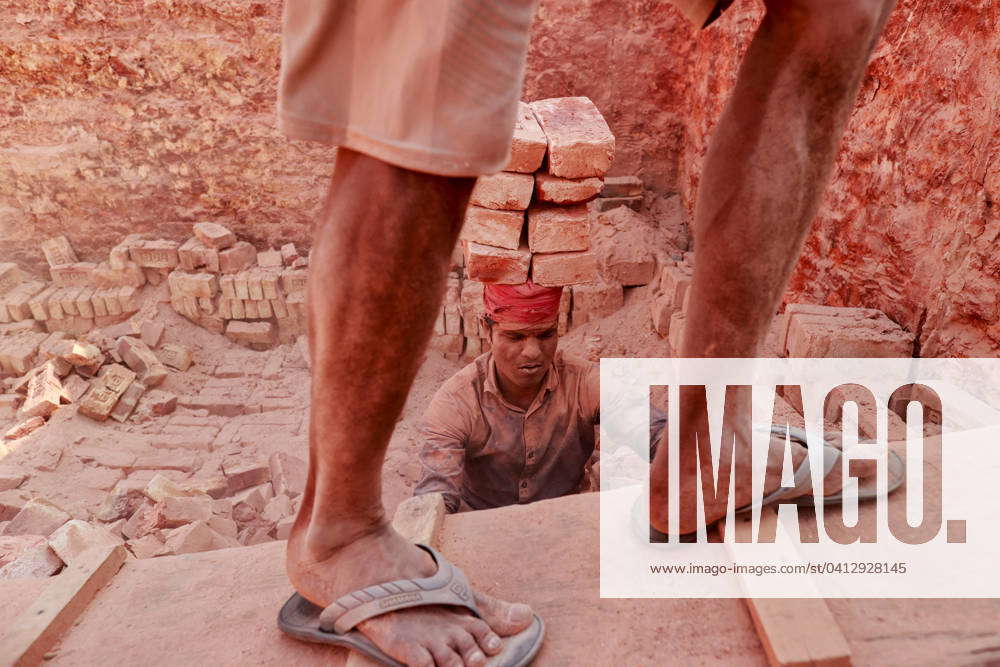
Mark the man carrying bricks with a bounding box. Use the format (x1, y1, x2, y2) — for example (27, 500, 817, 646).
(276, 0, 897, 665)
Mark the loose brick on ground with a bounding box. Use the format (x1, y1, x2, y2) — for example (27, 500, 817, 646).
(78, 363, 136, 422)
(193, 222, 237, 250)
(4, 416, 45, 440)
(129, 240, 180, 269)
(218, 241, 257, 274)
(600, 175, 643, 198)
(2, 498, 71, 537)
(116, 337, 168, 387)
(48, 520, 122, 565)
(269, 452, 307, 498)
(593, 196, 642, 213)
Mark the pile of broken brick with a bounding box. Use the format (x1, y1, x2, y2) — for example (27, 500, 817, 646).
(1, 325, 187, 442)
(0, 452, 306, 578)
(429, 96, 648, 360)
(164, 221, 309, 349)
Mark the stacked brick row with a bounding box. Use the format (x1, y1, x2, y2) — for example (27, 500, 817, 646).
(164, 222, 309, 349)
(431, 97, 618, 360)
(0, 233, 152, 336)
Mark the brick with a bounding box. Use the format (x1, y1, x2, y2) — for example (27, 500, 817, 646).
(140, 320, 164, 347)
(593, 196, 642, 213)
(92, 261, 146, 289)
(530, 97, 615, 178)
(535, 174, 604, 204)
(601, 245, 656, 287)
(177, 237, 220, 273)
(41, 235, 78, 267)
(232, 271, 251, 300)
(56, 287, 81, 316)
(20, 363, 62, 418)
(280, 243, 300, 266)
(600, 175, 643, 198)
(268, 452, 307, 499)
(2, 498, 71, 537)
(75, 288, 96, 318)
(116, 337, 169, 387)
(28, 285, 58, 321)
(280, 268, 309, 294)
(143, 267, 168, 285)
(0, 475, 25, 497)
(193, 222, 237, 250)
(159, 495, 213, 528)
(572, 281, 623, 325)
(668, 310, 687, 353)
(460, 280, 486, 324)
(225, 321, 275, 347)
(155, 345, 192, 373)
(504, 101, 547, 173)
(659, 264, 693, 309)
(0, 541, 63, 579)
(531, 250, 598, 286)
(461, 207, 525, 250)
(63, 341, 102, 366)
(0, 489, 30, 521)
(528, 205, 590, 253)
(163, 521, 218, 555)
(464, 242, 530, 284)
(784, 307, 913, 358)
(257, 249, 282, 268)
(470, 172, 534, 211)
(5, 281, 46, 320)
(60, 375, 90, 403)
(230, 298, 246, 320)
(90, 290, 109, 317)
(223, 460, 270, 495)
(219, 274, 236, 299)
(4, 416, 45, 441)
(109, 381, 146, 422)
(246, 271, 264, 301)
(260, 272, 280, 300)
(47, 520, 122, 565)
(0, 263, 27, 295)
(244, 300, 260, 319)
(650, 293, 675, 337)
(46, 289, 66, 320)
(109, 234, 145, 270)
(218, 241, 257, 274)
(428, 333, 464, 359)
(142, 390, 178, 417)
(78, 363, 136, 422)
(257, 299, 273, 319)
(102, 288, 123, 316)
(129, 240, 180, 269)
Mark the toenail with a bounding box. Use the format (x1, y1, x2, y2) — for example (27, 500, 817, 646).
(487, 636, 501, 651)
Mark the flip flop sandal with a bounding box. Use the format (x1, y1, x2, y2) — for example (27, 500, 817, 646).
(636, 425, 906, 543)
(278, 544, 545, 666)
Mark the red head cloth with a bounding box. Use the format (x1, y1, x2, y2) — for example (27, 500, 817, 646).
(483, 280, 563, 326)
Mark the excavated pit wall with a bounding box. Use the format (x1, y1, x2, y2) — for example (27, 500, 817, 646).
(2, 0, 997, 354)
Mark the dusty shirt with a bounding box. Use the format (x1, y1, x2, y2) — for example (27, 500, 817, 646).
(414, 350, 600, 513)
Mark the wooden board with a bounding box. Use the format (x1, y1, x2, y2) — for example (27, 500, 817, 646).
(719, 509, 851, 667)
(0, 545, 127, 667)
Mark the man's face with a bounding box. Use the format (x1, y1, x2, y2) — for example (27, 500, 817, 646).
(490, 319, 559, 392)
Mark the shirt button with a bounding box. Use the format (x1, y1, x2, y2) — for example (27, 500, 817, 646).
(521, 481, 528, 488)
(527, 452, 535, 459)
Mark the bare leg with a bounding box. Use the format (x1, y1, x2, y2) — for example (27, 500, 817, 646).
(287, 149, 532, 666)
(652, 0, 897, 534)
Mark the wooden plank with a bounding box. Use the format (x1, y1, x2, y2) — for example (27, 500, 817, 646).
(0, 544, 127, 667)
(719, 509, 851, 667)
(345, 493, 446, 667)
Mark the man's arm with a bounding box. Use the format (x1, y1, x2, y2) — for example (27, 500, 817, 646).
(413, 386, 472, 514)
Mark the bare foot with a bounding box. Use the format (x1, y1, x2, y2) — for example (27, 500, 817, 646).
(650, 431, 877, 535)
(287, 521, 533, 666)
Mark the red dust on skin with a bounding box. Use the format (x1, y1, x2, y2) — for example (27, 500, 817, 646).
(487, 318, 560, 410)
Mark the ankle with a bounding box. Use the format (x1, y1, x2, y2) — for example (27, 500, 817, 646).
(297, 507, 390, 560)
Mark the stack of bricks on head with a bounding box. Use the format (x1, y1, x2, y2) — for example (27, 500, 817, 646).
(431, 96, 644, 360)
